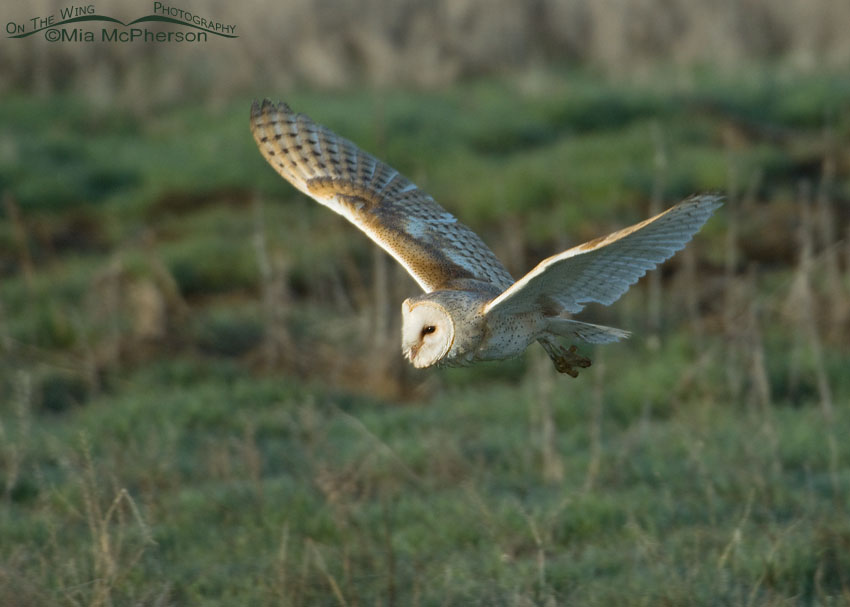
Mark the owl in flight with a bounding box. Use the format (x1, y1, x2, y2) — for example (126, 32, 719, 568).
(251, 100, 720, 377)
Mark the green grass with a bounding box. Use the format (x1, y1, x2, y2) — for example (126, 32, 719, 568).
(2, 67, 850, 604)
(2, 349, 849, 605)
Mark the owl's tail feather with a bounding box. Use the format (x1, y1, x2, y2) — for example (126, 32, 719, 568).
(547, 318, 631, 344)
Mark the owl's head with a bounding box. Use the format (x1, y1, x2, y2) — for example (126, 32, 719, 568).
(401, 299, 455, 368)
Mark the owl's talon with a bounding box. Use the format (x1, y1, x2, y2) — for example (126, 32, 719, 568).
(550, 345, 592, 377)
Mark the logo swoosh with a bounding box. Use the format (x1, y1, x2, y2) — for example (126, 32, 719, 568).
(9, 15, 126, 38)
(9, 13, 237, 38)
(126, 15, 237, 38)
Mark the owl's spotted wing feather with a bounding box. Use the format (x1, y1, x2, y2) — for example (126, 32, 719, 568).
(251, 100, 514, 293)
(485, 195, 722, 317)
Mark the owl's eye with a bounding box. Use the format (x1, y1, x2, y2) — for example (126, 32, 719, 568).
(421, 325, 436, 336)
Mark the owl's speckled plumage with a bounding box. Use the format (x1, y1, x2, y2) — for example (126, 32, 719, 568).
(251, 100, 721, 376)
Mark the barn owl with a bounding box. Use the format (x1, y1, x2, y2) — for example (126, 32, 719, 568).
(251, 100, 720, 376)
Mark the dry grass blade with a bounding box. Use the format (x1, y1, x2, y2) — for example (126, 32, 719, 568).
(309, 539, 348, 607)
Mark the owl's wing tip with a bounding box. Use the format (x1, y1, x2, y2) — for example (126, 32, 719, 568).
(689, 193, 724, 211)
(250, 99, 293, 119)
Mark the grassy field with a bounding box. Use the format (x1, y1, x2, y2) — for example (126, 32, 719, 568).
(2, 70, 850, 605)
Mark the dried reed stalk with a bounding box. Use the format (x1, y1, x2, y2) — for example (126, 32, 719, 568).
(252, 195, 293, 368)
(790, 182, 834, 420)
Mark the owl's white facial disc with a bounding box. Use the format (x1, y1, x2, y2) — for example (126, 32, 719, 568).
(401, 299, 455, 368)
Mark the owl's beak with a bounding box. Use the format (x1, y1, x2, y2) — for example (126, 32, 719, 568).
(405, 342, 421, 363)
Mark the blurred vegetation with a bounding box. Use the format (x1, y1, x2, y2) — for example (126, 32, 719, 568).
(1, 67, 850, 604)
(3, 0, 849, 97)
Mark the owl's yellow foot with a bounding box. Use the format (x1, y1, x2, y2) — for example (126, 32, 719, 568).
(550, 344, 592, 377)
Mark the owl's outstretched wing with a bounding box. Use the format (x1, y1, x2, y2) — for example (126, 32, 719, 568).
(484, 195, 721, 317)
(251, 100, 514, 293)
